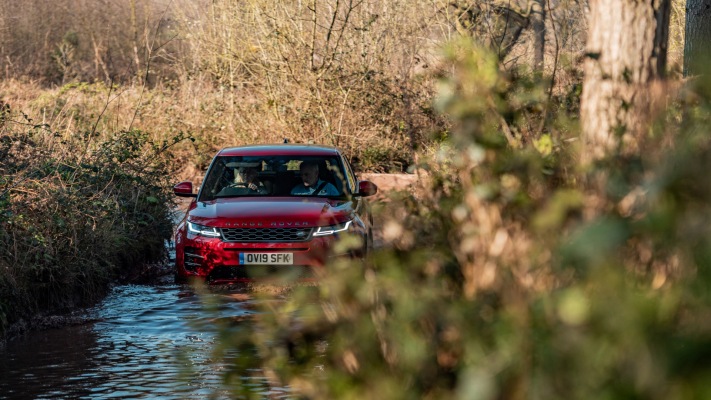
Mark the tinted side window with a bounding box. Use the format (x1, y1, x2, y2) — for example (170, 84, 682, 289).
(340, 155, 356, 193)
(199, 157, 230, 201)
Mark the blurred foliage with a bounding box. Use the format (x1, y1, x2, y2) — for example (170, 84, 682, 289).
(0, 117, 188, 336)
(211, 39, 711, 398)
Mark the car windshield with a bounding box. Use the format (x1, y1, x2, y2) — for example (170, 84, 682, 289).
(198, 155, 350, 201)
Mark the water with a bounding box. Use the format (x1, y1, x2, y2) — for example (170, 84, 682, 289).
(0, 283, 292, 399)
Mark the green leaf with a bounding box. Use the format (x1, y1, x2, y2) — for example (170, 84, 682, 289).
(533, 134, 553, 157)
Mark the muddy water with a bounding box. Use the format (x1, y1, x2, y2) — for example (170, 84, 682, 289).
(0, 283, 291, 399)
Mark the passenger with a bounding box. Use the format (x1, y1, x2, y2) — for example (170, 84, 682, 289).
(291, 160, 339, 196)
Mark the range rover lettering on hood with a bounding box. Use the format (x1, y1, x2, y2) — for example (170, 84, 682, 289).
(270, 221, 310, 227)
(223, 222, 264, 227)
(221, 221, 310, 227)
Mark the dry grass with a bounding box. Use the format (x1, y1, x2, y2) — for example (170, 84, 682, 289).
(0, 0, 605, 176)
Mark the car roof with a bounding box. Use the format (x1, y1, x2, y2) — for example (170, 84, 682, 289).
(216, 144, 341, 157)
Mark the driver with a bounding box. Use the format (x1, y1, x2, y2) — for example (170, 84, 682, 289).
(291, 160, 339, 196)
(236, 166, 268, 194)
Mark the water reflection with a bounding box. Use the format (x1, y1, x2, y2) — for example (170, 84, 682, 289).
(0, 283, 291, 399)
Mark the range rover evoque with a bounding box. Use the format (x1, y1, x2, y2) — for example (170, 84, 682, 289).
(173, 144, 378, 283)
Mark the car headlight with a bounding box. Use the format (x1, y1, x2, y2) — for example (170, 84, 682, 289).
(313, 220, 353, 237)
(187, 221, 221, 238)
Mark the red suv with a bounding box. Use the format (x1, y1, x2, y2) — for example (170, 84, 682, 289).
(173, 144, 378, 283)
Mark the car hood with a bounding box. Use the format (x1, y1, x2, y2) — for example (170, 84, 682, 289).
(187, 197, 355, 228)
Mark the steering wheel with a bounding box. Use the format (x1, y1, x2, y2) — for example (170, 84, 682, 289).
(229, 182, 261, 191)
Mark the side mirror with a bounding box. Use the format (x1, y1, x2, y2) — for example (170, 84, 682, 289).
(174, 181, 197, 198)
(356, 180, 378, 197)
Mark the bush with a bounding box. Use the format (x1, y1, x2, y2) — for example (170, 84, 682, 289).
(211, 40, 711, 399)
(0, 118, 186, 336)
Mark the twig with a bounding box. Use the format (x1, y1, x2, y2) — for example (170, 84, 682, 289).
(487, 95, 518, 147)
(129, 2, 176, 131)
(537, 0, 560, 135)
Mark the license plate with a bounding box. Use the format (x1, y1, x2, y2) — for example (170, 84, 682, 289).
(239, 252, 293, 265)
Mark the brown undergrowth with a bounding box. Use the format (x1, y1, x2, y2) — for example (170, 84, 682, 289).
(0, 111, 185, 338)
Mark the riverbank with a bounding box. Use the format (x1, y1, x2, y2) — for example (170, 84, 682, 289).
(0, 129, 178, 343)
(0, 257, 176, 348)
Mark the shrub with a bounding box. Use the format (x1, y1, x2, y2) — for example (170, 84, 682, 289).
(0, 116, 186, 336)
(211, 40, 711, 399)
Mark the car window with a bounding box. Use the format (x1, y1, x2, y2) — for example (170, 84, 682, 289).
(340, 154, 356, 192)
(198, 155, 349, 201)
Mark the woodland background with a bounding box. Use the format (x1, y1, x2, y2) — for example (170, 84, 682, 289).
(0, 0, 647, 173)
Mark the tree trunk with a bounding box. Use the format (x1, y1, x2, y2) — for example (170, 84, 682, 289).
(580, 0, 671, 161)
(684, 0, 711, 77)
(531, 0, 546, 74)
(130, 0, 142, 82)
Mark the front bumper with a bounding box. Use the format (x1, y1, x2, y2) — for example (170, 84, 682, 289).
(175, 232, 360, 284)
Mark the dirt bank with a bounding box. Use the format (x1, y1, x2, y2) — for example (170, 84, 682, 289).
(360, 173, 420, 195)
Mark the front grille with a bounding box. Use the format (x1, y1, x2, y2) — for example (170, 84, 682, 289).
(220, 227, 313, 242)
